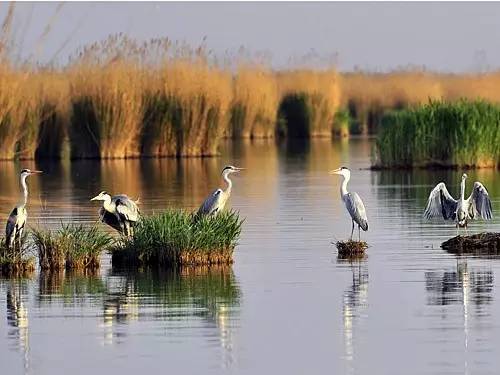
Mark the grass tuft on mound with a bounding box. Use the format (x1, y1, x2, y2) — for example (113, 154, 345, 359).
(335, 240, 368, 257)
(32, 224, 114, 271)
(0, 234, 35, 277)
(112, 210, 243, 267)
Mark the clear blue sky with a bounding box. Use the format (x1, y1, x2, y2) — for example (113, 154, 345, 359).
(3, 2, 500, 72)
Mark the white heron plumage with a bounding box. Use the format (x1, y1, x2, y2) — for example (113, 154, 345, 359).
(5, 169, 42, 250)
(196, 165, 244, 217)
(330, 166, 369, 241)
(90, 191, 140, 236)
(423, 173, 492, 234)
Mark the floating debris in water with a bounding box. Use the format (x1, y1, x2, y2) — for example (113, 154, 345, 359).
(441, 232, 500, 255)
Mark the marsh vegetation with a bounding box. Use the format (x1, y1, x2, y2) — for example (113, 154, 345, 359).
(375, 100, 500, 169)
(111, 210, 243, 267)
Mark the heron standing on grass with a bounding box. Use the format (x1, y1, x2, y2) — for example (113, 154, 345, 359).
(424, 173, 492, 235)
(196, 165, 244, 217)
(90, 191, 140, 236)
(6, 169, 42, 250)
(330, 167, 368, 241)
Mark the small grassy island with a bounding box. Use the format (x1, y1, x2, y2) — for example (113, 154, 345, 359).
(33, 224, 114, 271)
(374, 99, 500, 169)
(335, 240, 368, 257)
(111, 210, 243, 267)
(0, 235, 35, 276)
(441, 232, 500, 255)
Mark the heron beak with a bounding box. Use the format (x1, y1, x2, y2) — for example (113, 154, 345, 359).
(31, 170, 43, 174)
(90, 196, 99, 201)
(235, 167, 245, 172)
(329, 168, 341, 175)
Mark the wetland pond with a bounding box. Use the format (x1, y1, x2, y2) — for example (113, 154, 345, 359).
(2, 138, 500, 375)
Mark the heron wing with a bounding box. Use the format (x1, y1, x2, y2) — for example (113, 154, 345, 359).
(113, 195, 140, 222)
(100, 208, 123, 233)
(5, 207, 17, 239)
(344, 192, 369, 231)
(423, 182, 458, 220)
(197, 189, 224, 216)
(467, 181, 493, 220)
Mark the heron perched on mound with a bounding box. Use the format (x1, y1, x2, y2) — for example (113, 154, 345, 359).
(196, 165, 244, 218)
(330, 166, 368, 241)
(424, 173, 492, 234)
(90, 191, 140, 236)
(6, 169, 42, 250)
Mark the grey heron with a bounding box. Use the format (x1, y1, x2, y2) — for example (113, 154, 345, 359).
(5, 169, 42, 250)
(90, 191, 140, 236)
(423, 173, 492, 234)
(196, 165, 244, 217)
(330, 167, 368, 241)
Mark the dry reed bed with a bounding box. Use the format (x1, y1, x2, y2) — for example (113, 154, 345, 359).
(340, 71, 500, 135)
(277, 69, 340, 138)
(5, 38, 500, 160)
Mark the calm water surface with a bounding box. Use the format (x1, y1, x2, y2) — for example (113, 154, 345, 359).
(2, 138, 500, 375)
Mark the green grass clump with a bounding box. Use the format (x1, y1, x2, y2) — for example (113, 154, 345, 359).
(0, 234, 35, 276)
(33, 224, 114, 271)
(112, 210, 243, 267)
(375, 99, 500, 169)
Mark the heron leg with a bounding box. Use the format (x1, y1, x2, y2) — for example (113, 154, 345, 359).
(350, 221, 354, 241)
(125, 221, 131, 237)
(17, 227, 23, 255)
(358, 225, 361, 242)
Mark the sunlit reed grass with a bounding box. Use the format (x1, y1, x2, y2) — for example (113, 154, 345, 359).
(229, 67, 278, 138)
(141, 61, 232, 156)
(277, 69, 340, 138)
(375, 99, 500, 169)
(69, 62, 144, 159)
(112, 209, 243, 267)
(340, 71, 443, 135)
(33, 223, 114, 270)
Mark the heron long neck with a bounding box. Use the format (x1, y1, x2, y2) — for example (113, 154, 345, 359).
(103, 196, 114, 212)
(223, 171, 232, 194)
(20, 174, 28, 206)
(340, 173, 349, 197)
(460, 178, 466, 201)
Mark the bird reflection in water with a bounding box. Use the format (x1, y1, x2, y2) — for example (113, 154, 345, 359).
(425, 256, 494, 374)
(6, 282, 30, 374)
(102, 276, 140, 346)
(338, 254, 369, 370)
(101, 265, 241, 368)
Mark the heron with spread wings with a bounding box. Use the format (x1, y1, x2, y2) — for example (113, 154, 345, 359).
(196, 165, 244, 218)
(6, 169, 42, 251)
(423, 173, 493, 234)
(330, 166, 369, 241)
(91, 191, 140, 236)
